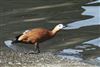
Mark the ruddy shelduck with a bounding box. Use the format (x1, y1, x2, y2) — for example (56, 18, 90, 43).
(12, 24, 65, 54)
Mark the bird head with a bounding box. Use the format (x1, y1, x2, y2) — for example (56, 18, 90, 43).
(52, 24, 66, 34)
(55, 24, 65, 30)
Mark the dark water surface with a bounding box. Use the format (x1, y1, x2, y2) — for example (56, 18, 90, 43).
(0, 0, 100, 66)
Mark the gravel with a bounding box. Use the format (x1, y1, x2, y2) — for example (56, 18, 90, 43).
(0, 50, 99, 67)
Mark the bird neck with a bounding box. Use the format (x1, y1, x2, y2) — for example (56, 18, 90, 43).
(52, 27, 60, 35)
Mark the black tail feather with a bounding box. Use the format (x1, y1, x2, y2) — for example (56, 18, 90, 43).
(12, 34, 22, 44)
(15, 34, 22, 39)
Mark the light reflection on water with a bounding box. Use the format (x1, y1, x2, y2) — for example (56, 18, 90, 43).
(63, 6, 100, 29)
(58, 0, 100, 63)
(87, 0, 100, 4)
(83, 37, 100, 47)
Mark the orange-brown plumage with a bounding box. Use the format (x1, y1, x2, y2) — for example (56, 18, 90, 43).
(12, 24, 65, 54)
(19, 28, 54, 43)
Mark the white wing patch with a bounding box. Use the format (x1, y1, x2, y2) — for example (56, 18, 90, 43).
(23, 30, 30, 34)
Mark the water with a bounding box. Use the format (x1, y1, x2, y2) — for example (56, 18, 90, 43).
(63, 6, 100, 29)
(58, 0, 100, 65)
(0, 0, 100, 66)
(83, 37, 100, 47)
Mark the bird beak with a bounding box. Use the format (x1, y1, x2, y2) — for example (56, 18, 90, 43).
(11, 39, 20, 44)
(62, 26, 66, 29)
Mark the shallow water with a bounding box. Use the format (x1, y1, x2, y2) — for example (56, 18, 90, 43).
(58, 0, 100, 65)
(0, 0, 100, 66)
(63, 6, 100, 29)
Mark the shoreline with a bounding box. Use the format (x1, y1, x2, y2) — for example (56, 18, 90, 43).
(0, 51, 99, 67)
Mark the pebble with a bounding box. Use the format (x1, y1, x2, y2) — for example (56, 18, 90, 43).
(16, 62, 21, 65)
(8, 62, 13, 65)
(0, 60, 2, 63)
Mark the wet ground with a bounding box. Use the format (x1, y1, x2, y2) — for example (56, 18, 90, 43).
(0, 0, 100, 67)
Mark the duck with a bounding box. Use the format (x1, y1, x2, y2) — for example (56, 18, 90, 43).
(12, 24, 65, 54)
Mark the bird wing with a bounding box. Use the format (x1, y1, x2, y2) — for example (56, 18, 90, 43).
(26, 28, 53, 42)
(18, 28, 53, 43)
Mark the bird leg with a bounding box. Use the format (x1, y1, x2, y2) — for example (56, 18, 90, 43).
(34, 42, 40, 53)
(28, 42, 40, 54)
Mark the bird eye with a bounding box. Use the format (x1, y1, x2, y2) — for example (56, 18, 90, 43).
(57, 24, 63, 28)
(59, 24, 62, 27)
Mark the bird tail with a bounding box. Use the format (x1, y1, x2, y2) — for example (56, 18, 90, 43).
(11, 40, 20, 44)
(12, 34, 22, 44)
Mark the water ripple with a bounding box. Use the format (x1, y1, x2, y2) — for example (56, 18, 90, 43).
(0, 17, 47, 27)
(0, 2, 74, 16)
